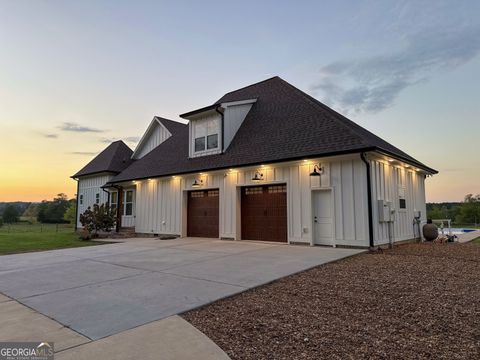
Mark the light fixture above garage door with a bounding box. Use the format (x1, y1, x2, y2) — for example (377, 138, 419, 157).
(191, 179, 203, 188)
(309, 164, 324, 177)
(251, 170, 264, 183)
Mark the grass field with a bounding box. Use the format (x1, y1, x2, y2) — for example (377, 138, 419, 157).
(0, 223, 106, 255)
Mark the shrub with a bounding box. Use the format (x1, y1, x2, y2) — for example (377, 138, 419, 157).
(0, 217, 3, 228)
(79, 203, 116, 239)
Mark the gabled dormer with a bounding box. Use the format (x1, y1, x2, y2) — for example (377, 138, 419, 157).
(132, 117, 173, 159)
(180, 99, 256, 158)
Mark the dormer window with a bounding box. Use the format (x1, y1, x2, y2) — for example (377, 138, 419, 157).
(181, 98, 256, 158)
(195, 137, 206, 152)
(207, 134, 218, 149)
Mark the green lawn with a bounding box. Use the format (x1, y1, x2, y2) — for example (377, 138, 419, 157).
(0, 231, 106, 255)
(472, 237, 480, 244)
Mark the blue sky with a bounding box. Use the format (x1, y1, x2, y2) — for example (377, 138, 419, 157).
(0, 0, 479, 201)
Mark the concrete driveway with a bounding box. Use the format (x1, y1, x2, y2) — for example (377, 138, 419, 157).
(0, 238, 363, 340)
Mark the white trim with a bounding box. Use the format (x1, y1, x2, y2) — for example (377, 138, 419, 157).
(131, 117, 172, 159)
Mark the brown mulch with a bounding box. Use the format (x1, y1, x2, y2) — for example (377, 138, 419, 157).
(182, 243, 480, 360)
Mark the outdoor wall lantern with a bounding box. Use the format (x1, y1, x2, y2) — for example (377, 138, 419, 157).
(191, 179, 203, 188)
(309, 164, 324, 177)
(251, 171, 264, 183)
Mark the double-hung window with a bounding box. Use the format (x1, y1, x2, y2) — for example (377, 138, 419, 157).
(110, 192, 118, 211)
(193, 118, 219, 153)
(124, 190, 134, 216)
(95, 193, 100, 204)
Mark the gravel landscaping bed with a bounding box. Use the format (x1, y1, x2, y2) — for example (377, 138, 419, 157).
(183, 243, 480, 360)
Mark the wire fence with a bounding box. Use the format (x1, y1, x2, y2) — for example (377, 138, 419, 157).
(0, 223, 75, 234)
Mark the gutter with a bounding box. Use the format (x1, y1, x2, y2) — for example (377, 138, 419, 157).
(361, 152, 375, 248)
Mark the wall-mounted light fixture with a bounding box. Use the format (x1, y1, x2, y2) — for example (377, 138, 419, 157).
(309, 164, 324, 177)
(191, 179, 203, 188)
(251, 170, 264, 183)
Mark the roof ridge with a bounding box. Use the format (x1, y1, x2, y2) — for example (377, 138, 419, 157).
(277, 78, 371, 147)
(218, 76, 280, 101)
(105, 141, 123, 170)
(277, 78, 430, 168)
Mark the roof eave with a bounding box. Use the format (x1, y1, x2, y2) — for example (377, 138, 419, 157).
(106, 147, 377, 185)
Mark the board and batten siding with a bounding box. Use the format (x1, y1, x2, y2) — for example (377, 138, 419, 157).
(133, 155, 370, 247)
(370, 158, 427, 245)
(76, 174, 114, 227)
(134, 122, 171, 159)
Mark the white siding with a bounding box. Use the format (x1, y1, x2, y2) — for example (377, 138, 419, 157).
(133, 121, 171, 159)
(223, 103, 254, 151)
(132, 155, 371, 247)
(77, 174, 113, 228)
(189, 113, 222, 157)
(370, 159, 427, 245)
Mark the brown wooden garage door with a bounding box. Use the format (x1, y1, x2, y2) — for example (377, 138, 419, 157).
(241, 184, 287, 242)
(187, 189, 219, 238)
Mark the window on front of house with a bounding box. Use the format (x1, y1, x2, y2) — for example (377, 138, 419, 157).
(399, 198, 406, 209)
(207, 134, 218, 149)
(195, 137, 206, 152)
(110, 192, 118, 211)
(95, 193, 100, 204)
(79, 194, 83, 205)
(124, 190, 133, 216)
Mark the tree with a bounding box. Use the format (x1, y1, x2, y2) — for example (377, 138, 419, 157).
(79, 203, 116, 239)
(2, 205, 19, 223)
(457, 194, 480, 224)
(23, 203, 39, 222)
(63, 201, 76, 224)
(37, 194, 71, 223)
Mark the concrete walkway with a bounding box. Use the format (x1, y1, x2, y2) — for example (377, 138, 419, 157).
(0, 293, 89, 352)
(0, 293, 230, 359)
(0, 238, 363, 340)
(55, 316, 230, 360)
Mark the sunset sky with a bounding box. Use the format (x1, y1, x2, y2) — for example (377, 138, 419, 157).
(0, 0, 478, 203)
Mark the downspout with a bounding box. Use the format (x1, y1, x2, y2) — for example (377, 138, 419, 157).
(74, 178, 79, 232)
(361, 152, 375, 249)
(102, 188, 110, 205)
(215, 106, 225, 152)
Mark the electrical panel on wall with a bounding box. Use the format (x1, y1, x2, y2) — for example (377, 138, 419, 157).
(378, 200, 394, 222)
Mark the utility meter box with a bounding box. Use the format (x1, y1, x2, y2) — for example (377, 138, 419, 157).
(378, 200, 393, 222)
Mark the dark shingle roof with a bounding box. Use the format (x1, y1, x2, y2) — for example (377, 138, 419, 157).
(72, 141, 133, 178)
(155, 116, 187, 134)
(109, 76, 436, 183)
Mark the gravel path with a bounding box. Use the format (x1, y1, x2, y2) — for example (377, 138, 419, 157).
(183, 243, 480, 360)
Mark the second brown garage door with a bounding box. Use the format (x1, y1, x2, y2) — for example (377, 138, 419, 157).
(187, 190, 219, 238)
(241, 184, 287, 242)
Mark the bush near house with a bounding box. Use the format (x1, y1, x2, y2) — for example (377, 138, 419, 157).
(79, 203, 116, 239)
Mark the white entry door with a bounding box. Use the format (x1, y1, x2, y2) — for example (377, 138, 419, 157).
(121, 189, 135, 227)
(312, 190, 334, 246)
